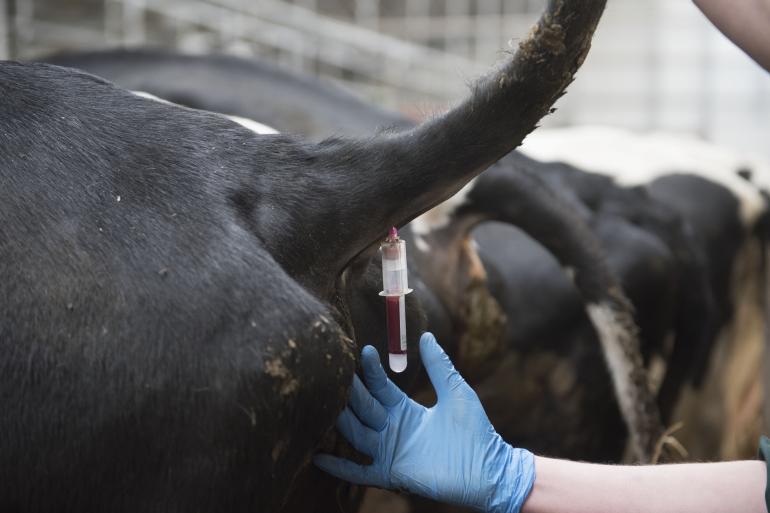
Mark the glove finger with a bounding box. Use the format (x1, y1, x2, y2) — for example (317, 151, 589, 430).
(361, 345, 406, 408)
(419, 332, 467, 401)
(336, 407, 380, 458)
(350, 374, 388, 432)
(313, 454, 385, 488)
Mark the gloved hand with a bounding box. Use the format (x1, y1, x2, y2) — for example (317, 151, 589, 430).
(314, 332, 535, 513)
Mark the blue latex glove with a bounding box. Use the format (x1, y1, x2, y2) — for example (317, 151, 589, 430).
(314, 332, 535, 513)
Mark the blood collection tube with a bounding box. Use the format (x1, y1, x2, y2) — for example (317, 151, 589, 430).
(380, 227, 412, 373)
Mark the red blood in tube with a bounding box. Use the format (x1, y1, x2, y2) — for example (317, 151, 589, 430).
(386, 296, 405, 355)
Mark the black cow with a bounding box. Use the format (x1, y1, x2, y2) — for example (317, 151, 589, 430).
(43, 47, 770, 469)
(1, 1, 608, 512)
(41, 46, 680, 467)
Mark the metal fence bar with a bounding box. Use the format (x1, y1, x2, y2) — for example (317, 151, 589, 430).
(104, 0, 122, 45)
(123, 0, 146, 45)
(474, 0, 503, 63)
(209, 0, 482, 72)
(138, 0, 486, 99)
(6, 0, 35, 59)
(4, 0, 769, 160)
(0, 0, 9, 59)
(353, 0, 378, 30)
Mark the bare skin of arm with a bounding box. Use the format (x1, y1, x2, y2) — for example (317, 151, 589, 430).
(523, 456, 768, 513)
(693, 0, 770, 71)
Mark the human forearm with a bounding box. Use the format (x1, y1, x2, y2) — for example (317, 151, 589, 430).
(522, 456, 767, 513)
(693, 0, 770, 71)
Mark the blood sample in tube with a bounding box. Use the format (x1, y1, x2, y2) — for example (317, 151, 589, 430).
(380, 227, 412, 373)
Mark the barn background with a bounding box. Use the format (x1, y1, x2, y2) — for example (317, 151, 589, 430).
(2, 0, 770, 468)
(1, 0, 769, 159)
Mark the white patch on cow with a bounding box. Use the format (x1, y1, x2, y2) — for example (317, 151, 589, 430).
(585, 302, 636, 433)
(131, 91, 279, 135)
(225, 115, 279, 135)
(414, 236, 430, 253)
(520, 126, 770, 226)
(132, 90, 173, 105)
(411, 178, 478, 238)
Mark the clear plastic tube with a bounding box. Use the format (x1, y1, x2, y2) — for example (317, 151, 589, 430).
(380, 227, 412, 372)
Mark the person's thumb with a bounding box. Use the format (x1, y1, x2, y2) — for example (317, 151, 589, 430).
(419, 332, 467, 401)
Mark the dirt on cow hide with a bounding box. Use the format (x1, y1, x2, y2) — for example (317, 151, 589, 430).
(454, 270, 508, 384)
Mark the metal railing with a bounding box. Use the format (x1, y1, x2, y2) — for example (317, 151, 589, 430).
(2, 0, 769, 159)
(1, 0, 534, 106)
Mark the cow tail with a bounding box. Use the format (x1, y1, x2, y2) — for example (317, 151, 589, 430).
(463, 165, 668, 463)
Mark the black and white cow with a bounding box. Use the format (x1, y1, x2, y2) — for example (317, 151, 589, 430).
(43, 44, 680, 468)
(517, 127, 770, 459)
(0, 2, 612, 512)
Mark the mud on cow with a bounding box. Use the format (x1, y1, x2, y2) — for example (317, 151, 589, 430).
(0, 1, 618, 512)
